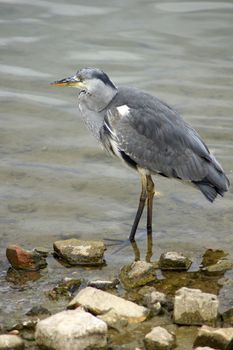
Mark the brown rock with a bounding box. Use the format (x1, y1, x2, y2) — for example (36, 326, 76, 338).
(6, 245, 47, 271)
(193, 325, 233, 349)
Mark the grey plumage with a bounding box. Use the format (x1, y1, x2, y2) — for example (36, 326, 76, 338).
(51, 67, 230, 241)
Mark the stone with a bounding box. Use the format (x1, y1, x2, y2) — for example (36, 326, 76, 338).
(222, 308, 233, 326)
(98, 309, 128, 331)
(194, 348, 216, 350)
(6, 245, 47, 271)
(35, 309, 107, 350)
(201, 249, 227, 267)
(174, 287, 219, 326)
(47, 278, 82, 300)
(202, 259, 233, 276)
(0, 334, 25, 349)
(87, 278, 119, 290)
(144, 326, 176, 350)
(53, 239, 106, 266)
(68, 287, 149, 324)
(119, 260, 157, 289)
(26, 305, 51, 316)
(193, 325, 233, 349)
(139, 286, 173, 311)
(159, 251, 192, 271)
(34, 247, 50, 257)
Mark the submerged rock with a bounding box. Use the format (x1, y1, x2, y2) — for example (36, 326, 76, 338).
(159, 251, 192, 271)
(35, 309, 107, 350)
(144, 326, 176, 350)
(68, 286, 149, 324)
(193, 325, 233, 349)
(120, 260, 157, 289)
(47, 278, 82, 300)
(174, 287, 219, 326)
(6, 245, 47, 271)
(53, 239, 106, 266)
(201, 259, 233, 276)
(201, 249, 227, 268)
(0, 334, 25, 349)
(26, 306, 51, 317)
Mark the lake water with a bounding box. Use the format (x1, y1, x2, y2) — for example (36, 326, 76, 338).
(0, 0, 233, 347)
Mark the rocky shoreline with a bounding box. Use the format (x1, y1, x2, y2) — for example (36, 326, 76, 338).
(1, 239, 233, 349)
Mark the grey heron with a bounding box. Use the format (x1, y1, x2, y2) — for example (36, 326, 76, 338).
(51, 68, 230, 242)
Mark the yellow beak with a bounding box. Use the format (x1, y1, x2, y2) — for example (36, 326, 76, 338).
(50, 75, 84, 88)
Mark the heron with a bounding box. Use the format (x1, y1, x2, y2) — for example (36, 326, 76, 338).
(51, 68, 230, 242)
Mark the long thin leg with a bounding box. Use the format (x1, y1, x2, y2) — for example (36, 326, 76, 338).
(146, 175, 155, 236)
(129, 174, 147, 242)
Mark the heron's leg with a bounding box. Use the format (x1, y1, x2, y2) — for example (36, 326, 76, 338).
(146, 175, 155, 236)
(129, 174, 147, 242)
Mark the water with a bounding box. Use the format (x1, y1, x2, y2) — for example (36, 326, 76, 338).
(0, 0, 233, 346)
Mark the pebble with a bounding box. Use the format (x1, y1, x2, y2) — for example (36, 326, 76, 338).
(0, 334, 25, 350)
(159, 251, 192, 271)
(33, 247, 50, 257)
(53, 239, 106, 266)
(144, 326, 176, 350)
(6, 245, 47, 271)
(68, 286, 149, 324)
(174, 287, 219, 326)
(120, 260, 157, 289)
(35, 308, 107, 350)
(193, 325, 233, 349)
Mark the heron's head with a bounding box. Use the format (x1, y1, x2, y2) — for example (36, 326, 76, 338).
(50, 68, 116, 94)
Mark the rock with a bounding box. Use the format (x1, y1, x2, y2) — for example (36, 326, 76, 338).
(159, 251, 192, 271)
(98, 309, 128, 331)
(119, 260, 157, 289)
(194, 348, 216, 350)
(34, 247, 50, 257)
(53, 239, 106, 266)
(6, 245, 47, 271)
(47, 278, 82, 300)
(68, 287, 149, 324)
(202, 259, 233, 276)
(139, 286, 173, 311)
(0, 334, 25, 349)
(87, 278, 119, 290)
(26, 306, 51, 317)
(6, 268, 42, 284)
(144, 326, 176, 350)
(193, 325, 233, 349)
(174, 287, 219, 326)
(201, 249, 227, 267)
(35, 309, 107, 350)
(222, 308, 233, 326)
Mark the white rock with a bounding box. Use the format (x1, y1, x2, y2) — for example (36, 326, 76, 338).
(194, 347, 216, 350)
(68, 287, 149, 323)
(0, 335, 24, 350)
(35, 309, 107, 350)
(174, 287, 219, 326)
(144, 326, 176, 350)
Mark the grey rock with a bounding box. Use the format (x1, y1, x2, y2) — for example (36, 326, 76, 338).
(193, 325, 233, 349)
(98, 309, 128, 331)
(159, 251, 192, 271)
(144, 326, 176, 350)
(87, 278, 119, 290)
(34, 247, 50, 257)
(120, 260, 157, 289)
(68, 286, 149, 324)
(26, 305, 51, 316)
(0, 334, 24, 349)
(174, 287, 219, 326)
(35, 309, 107, 350)
(53, 239, 106, 266)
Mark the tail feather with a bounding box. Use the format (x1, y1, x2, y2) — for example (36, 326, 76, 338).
(193, 165, 230, 202)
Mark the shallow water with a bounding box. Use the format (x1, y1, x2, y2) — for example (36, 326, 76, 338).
(0, 0, 233, 347)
